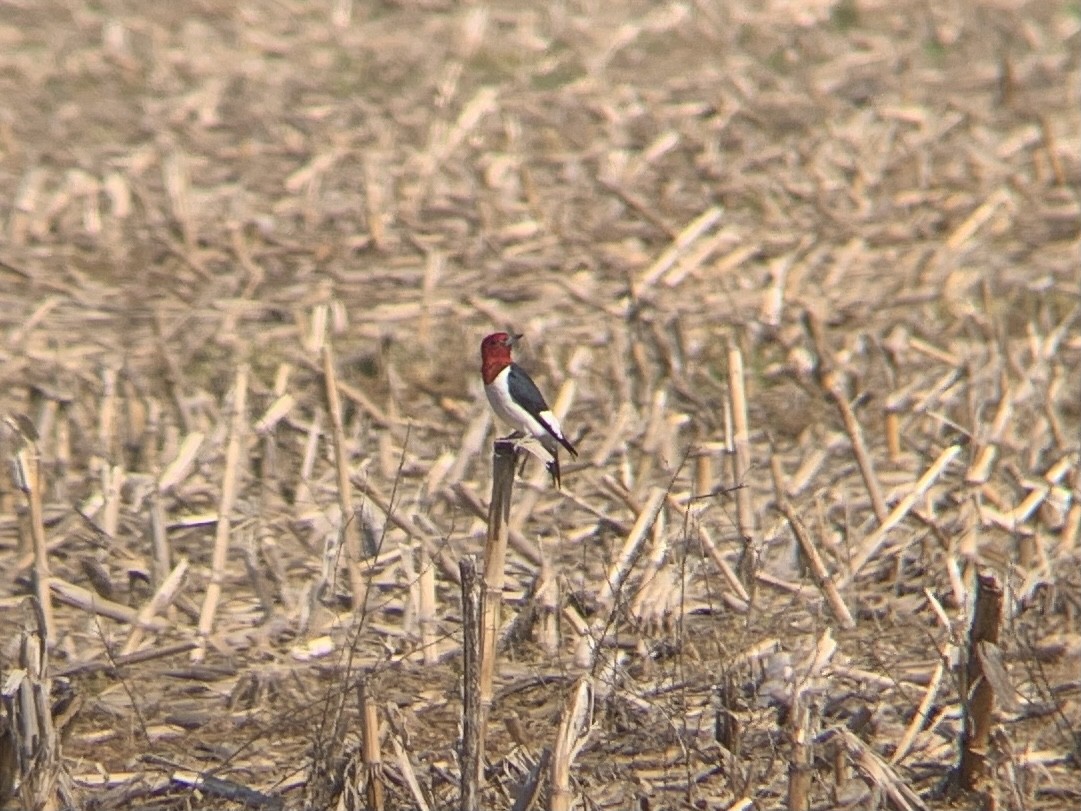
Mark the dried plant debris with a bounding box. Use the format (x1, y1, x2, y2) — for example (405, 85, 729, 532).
(0, 1, 1078, 809)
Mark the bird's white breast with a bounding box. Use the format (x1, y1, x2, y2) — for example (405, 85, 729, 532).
(485, 366, 562, 441)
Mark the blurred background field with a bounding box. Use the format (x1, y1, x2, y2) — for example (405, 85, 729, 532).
(0, 1, 1078, 809)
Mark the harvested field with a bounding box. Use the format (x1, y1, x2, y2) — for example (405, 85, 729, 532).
(1, 1, 1079, 809)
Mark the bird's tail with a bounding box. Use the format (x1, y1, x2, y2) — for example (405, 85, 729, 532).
(554, 431, 578, 458)
(546, 454, 562, 489)
(539, 436, 565, 488)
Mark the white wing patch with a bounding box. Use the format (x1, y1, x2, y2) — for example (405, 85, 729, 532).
(535, 409, 565, 442)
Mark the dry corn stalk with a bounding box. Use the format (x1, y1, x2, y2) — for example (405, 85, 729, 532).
(479, 441, 517, 755)
(459, 557, 483, 811)
(549, 677, 594, 811)
(193, 365, 249, 662)
(7, 419, 55, 643)
(0, 615, 73, 810)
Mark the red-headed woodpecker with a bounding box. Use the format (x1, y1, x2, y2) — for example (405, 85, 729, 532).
(480, 332, 578, 487)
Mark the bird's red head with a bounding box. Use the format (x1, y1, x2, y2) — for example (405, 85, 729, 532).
(480, 332, 521, 384)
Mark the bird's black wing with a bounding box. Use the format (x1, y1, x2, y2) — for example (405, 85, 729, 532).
(506, 363, 550, 413)
(507, 364, 578, 457)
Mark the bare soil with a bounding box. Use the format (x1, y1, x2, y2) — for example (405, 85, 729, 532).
(0, 1, 1078, 809)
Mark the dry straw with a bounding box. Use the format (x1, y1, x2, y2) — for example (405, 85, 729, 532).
(1, 2, 1077, 809)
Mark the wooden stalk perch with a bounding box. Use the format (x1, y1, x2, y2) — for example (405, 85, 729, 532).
(479, 440, 517, 750)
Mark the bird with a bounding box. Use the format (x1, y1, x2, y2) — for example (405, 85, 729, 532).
(480, 332, 578, 487)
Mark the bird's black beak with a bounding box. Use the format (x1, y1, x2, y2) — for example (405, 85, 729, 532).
(506, 333, 523, 346)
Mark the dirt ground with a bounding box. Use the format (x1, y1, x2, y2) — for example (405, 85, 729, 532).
(0, 1, 1079, 809)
